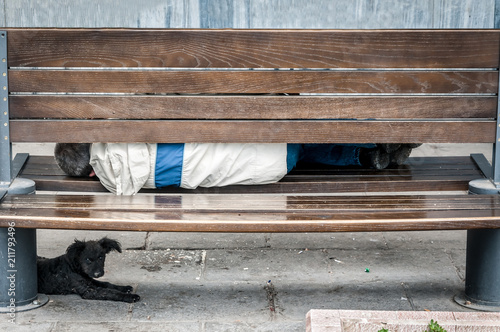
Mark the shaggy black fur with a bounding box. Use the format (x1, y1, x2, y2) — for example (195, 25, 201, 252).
(54, 143, 93, 177)
(37, 237, 140, 303)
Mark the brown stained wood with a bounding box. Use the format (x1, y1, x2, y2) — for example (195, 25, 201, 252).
(6, 29, 500, 69)
(9, 95, 497, 120)
(1, 194, 500, 232)
(282, 173, 481, 183)
(290, 168, 480, 177)
(24, 177, 473, 194)
(1, 216, 498, 232)
(9, 119, 496, 143)
(19, 174, 476, 194)
(9, 69, 498, 94)
(18, 156, 483, 194)
(2, 194, 499, 211)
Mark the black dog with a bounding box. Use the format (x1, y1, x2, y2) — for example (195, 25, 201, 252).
(37, 237, 140, 303)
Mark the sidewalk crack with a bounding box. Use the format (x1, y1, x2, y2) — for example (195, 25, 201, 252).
(401, 282, 416, 310)
(445, 249, 465, 282)
(196, 250, 207, 281)
(265, 280, 279, 319)
(144, 232, 152, 250)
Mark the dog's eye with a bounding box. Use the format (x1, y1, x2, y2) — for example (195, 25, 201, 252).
(98, 256, 103, 261)
(86, 258, 92, 263)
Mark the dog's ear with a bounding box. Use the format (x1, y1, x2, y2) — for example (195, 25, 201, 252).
(66, 239, 87, 262)
(98, 237, 122, 254)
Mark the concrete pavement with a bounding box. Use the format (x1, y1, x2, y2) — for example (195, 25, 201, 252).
(1, 229, 480, 331)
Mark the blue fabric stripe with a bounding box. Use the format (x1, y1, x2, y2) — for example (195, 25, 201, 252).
(155, 143, 184, 188)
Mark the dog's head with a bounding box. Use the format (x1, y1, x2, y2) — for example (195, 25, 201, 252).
(65, 237, 122, 278)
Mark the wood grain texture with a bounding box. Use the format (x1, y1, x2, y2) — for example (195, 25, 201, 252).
(10, 95, 497, 120)
(19, 156, 483, 194)
(9, 119, 496, 143)
(9, 69, 498, 94)
(5, 29, 500, 68)
(1, 193, 500, 232)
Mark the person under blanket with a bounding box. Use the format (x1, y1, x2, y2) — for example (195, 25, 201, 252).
(54, 143, 419, 195)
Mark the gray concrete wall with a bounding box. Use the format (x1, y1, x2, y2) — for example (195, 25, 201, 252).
(1, 0, 496, 28)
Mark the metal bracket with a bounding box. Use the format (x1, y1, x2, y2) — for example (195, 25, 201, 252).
(11, 153, 29, 179)
(0, 31, 9, 190)
(471, 153, 492, 179)
(469, 154, 500, 194)
(494, 145, 500, 188)
(472, 62, 500, 189)
(493, 64, 500, 187)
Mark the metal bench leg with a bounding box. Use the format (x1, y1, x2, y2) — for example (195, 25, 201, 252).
(461, 229, 500, 310)
(0, 229, 44, 313)
(456, 153, 500, 311)
(0, 181, 48, 314)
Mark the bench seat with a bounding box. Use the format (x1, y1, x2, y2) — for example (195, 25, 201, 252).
(2, 154, 497, 233)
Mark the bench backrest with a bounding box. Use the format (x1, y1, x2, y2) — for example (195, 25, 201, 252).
(4, 28, 499, 145)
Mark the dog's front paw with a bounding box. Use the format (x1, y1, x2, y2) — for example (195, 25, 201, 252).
(123, 293, 140, 303)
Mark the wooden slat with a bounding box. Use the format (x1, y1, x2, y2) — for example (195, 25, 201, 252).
(24, 176, 476, 194)
(9, 120, 496, 143)
(3, 194, 499, 211)
(18, 156, 484, 194)
(9, 95, 497, 120)
(283, 172, 481, 183)
(1, 194, 500, 232)
(9, 69, 498, 94)
(20, 174, 478, 194)
(6, 29, 500, 68)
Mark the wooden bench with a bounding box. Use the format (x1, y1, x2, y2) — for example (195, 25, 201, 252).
(1, 28, 500, 311)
